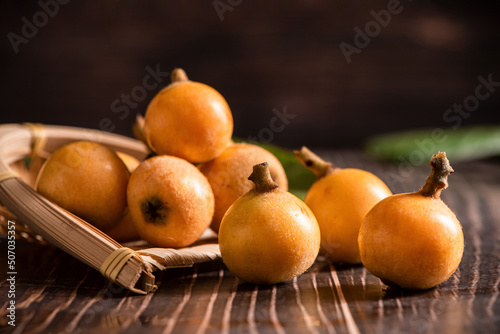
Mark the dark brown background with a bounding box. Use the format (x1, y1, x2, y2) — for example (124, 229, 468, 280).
(1, 0, 500, 149)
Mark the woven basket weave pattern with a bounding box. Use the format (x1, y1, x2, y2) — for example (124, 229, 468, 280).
(0, 123, 220, 294)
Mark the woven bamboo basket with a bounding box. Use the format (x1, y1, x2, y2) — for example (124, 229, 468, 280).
(0, 123, 220, 294)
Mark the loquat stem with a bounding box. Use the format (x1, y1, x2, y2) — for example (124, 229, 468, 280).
(133, 114, 156, 156)
(133, 114, 147, 145)
(248, 162, 279, 192)
(418, 152, 454, 198)
(294, 146, 335, 179)
(171, 68, 189, 83)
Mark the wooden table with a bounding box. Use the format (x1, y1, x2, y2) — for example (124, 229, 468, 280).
(1, 151, 499, 334)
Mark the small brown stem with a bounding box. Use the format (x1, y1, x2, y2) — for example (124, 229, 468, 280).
(171, 68, 189, 83)
(294, 146, 335, 179)
(248, 162, 279, 192)
(133, 114, 156, 155)
(133, 114, 147, 144)
(418, 152, 454, 198)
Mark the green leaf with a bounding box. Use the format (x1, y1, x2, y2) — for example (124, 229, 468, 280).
(365, 126, 500, 165)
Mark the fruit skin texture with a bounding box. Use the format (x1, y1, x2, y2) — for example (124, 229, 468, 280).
(218, 163, 320, 285)
(305, 168, 392, 264)
(359, 194, 464, 290)
(358, 152, 464, 290)
(143, 69, 233, 164)
(199, 143, 288, 233)
(294, 147, 392, 264)
(127, 155, 214, 248)
(36, 141, 129, 232)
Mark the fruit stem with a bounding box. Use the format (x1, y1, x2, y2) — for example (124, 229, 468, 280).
(133, 114, 156, 155)
(294, 146, 335, 179)
(248, 162, 279, 192)
(418, 152, 454, 198)
(171, 68, 189, 83)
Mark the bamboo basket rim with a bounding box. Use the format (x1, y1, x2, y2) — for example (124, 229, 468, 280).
(0, 123, 221, 294)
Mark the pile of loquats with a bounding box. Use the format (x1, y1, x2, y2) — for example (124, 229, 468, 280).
(34, 68, 464, 290)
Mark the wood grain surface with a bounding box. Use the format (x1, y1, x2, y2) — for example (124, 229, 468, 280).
(1, 150, 499, 334)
